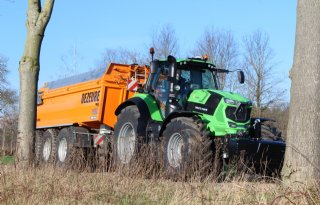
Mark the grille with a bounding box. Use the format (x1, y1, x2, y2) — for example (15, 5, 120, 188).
(225, 104, 251, 123)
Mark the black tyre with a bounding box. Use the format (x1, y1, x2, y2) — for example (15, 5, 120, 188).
(54, 127, 82, 168)
(113, 105, 148, 167)
(35, 129, 58, 165)
(261, 124, 281, 141)
(162, 117, 214, 179)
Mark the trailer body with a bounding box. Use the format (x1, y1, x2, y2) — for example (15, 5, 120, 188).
(37, 63, 148, 130)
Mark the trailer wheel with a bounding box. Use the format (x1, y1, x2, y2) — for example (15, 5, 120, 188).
(162, 117, 214, 179)
(35, 129, 58, 165)
(55, 127, 80, 168)
(113, 105, 147, 167)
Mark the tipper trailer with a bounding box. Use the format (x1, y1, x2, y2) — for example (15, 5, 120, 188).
(36, 51, 285, 177)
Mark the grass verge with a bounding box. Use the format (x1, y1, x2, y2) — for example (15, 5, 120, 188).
(0, 155, 14, 165)
(0, 165, 319, 204)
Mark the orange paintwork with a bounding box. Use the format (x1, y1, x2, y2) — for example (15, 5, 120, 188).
(36, 63, 149, 130)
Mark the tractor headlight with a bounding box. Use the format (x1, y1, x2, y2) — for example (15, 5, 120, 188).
(224, 98, 239, 105)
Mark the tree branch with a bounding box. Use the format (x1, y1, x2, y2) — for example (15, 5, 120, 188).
(36, 0, 55, 32)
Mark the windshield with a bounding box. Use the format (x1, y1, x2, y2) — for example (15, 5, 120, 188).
(179, 68, 218, 90)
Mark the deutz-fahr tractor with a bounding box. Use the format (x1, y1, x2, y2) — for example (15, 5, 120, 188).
(113, 50, 285, 177)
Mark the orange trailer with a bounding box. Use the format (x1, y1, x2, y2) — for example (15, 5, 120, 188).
(37, 63, 148, 130)
(35, 63, 149, 166)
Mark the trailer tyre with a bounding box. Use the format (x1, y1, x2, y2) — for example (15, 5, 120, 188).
(55, 127, 81, 168)
(35, 129, 58, 165)
(162, 117, 214, 180)
(113, 105, 147, 168)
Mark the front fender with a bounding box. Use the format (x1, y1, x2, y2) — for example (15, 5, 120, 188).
(159, 111, 202, 137)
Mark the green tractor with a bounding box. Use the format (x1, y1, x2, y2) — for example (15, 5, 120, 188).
(113, 51, 285, 177)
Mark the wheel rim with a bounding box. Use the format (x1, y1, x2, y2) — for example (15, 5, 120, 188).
(58, 137, 68, 162)
(167, 133, 183, 168)
(43, 138, 51, 161)
(117, 122, 136, 164)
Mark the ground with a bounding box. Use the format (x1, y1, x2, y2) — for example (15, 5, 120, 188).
(0, 162, 318, 205)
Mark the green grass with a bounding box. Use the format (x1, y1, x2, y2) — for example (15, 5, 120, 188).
(0, 155, 14, 165)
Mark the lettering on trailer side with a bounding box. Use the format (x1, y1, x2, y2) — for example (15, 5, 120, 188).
(81, 90, 100, 104)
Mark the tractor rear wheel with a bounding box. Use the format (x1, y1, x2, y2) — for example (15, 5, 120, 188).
(162, 117, 214, 179)
(113, 105, 148, 168)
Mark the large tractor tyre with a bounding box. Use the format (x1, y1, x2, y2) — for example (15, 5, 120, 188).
(261, 125, 281, 141)
(35, 129, 59, 166)
(162, 117, 214, 180)
(54, 127, 84, 169)
(113, 105, 148, 168)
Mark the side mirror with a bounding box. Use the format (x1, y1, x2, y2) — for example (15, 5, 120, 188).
(150, 60, 159, 74)
(238, 70, 245, 84)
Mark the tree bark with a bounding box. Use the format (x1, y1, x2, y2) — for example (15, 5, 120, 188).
(2, 126, 5, 155)
(281, 0, 320, 184)
(16, 0, 54, 166)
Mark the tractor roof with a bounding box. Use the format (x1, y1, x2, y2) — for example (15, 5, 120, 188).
(157, 57, 228, 72)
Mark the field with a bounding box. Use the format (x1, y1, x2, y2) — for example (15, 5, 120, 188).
(0, 161, 319, 205)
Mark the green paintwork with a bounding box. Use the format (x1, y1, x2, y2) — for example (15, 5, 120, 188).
(211, 90, 250, 102)
(187, 90, 211, 104)
(132, 58, 252, 137)
(187, 89, 252, 136)
(134, 93, 164, 121)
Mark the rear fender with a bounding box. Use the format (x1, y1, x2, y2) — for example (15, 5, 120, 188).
(115, 97, 151, 121)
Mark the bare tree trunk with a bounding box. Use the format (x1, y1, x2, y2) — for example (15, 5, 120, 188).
(281, 0, 320, 184)
(1, 126, 5, 155)
(16, 0, 54, 166)
(10, 130, 13, 155)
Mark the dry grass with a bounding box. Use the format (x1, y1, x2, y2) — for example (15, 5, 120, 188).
(0, 164, 319, 205)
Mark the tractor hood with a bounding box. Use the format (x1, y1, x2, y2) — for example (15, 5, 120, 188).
(211, 90, 251, 103)
(186, 89, 252, 136)
(187, 89, 251, 106)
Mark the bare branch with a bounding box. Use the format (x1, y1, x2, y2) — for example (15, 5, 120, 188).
(193, 27, 238, 90)
(242, 30, 284, 115)
(36, 0, 54, 32)
(150, 24, 179, 59)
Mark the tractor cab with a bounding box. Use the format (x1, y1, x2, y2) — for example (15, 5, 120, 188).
(145, 54, 244, 118)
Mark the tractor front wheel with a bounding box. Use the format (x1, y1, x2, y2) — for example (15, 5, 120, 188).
(162, 117, 214, 179)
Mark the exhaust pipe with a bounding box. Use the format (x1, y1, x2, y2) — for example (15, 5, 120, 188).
(166, 55, 181, 116)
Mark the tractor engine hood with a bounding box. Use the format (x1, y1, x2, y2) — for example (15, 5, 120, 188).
(186, 89, 252, 119)
(185, 89, 252, 136)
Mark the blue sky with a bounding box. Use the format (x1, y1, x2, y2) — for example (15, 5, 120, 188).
(0, 0, 296, 101)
